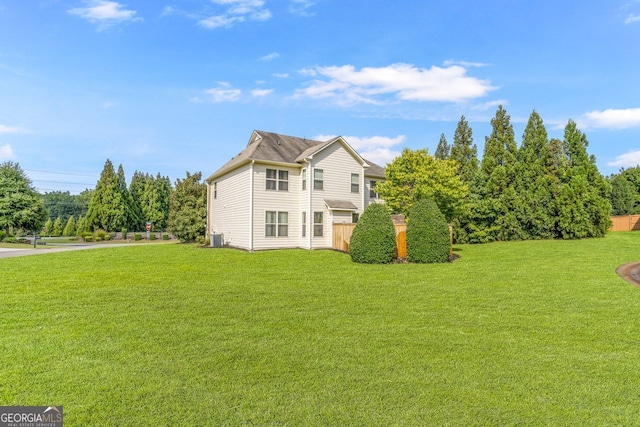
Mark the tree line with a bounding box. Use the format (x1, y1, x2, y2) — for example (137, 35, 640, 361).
(0, 159, 207, 242)
(378, 106, 612, 243)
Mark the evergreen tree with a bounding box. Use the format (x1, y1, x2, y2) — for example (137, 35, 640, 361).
(434, 133, 450, 160)
(63, 215, 76, 237)
(517, 111, 551, 238)
(76, 215, 86, 234)
(116, 164, 140, 231)
(167, 171, 206, 242)
(140, 173, 171, 230)
(85, 159, 129, 232)
(610, 174, 635, 215)
(349, 203, 397, 264)
(129, 170, 148, 231)
(406, 199, 450, 263)
(481, 106, 517, 179)
(450, 115, 478, 185)
(51, 216, 63, 237)
(44, 218, 53, 236)
(615, 167, 640, 213)
(557, 120, 611, 238)
(0, 161, 48, 235)
(480, 106, 522, 241)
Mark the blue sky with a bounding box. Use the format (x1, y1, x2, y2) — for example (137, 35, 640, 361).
(1, 0, 640, 193)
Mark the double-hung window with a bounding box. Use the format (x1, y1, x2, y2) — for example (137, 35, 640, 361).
(314, 212, 323, 237)
(369, 180, 379, 199)
(302, 168, 307, 190)
(351, 173, 359, 193)
(266, 169, 277, 190)
(302, 212, 306, 237)
(278, 170, 288, 191)
(266, 169, 288, 191)
(314, 169, 323, 190)
(266, 211, 288, 237)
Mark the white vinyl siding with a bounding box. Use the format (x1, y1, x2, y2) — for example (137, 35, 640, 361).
(252, 165, 303, 250)
(209, 164, 252, 249)
(307, 142, 365, 248)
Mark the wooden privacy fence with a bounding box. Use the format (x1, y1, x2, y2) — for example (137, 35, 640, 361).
(610, 215, 640, 231)
(333, 223, 407, 258)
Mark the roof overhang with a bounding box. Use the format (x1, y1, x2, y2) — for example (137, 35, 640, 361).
(324, 199, 358, 211)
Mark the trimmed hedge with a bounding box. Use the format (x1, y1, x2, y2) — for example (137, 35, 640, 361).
(349, 203, 397, 264)
(407, 199, 450, 263)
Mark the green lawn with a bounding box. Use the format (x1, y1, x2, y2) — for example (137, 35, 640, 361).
(2, 233, 640, 425)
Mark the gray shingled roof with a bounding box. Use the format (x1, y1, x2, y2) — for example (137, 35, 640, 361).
(324, 199, 358, 210)
(207, 130, 386, 182)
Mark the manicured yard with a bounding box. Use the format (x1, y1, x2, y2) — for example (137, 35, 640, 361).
(2, 233, 640, 425)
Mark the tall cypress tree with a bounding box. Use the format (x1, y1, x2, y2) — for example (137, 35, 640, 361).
(559, 120, 611, 237)
(85, 159, 127, 232)
(481, 106, 523, 241)
(117, 164, 140, 231)
(517, 110, 552, 238)
(129, 171, 149, 231)
(450, 115, 478, 185)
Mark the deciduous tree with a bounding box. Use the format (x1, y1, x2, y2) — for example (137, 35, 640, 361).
(0, 161, 48, 234)
(376, 148, 467, 221)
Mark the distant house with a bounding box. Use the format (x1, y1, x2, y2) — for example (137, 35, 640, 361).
(205, 130, 386, 250)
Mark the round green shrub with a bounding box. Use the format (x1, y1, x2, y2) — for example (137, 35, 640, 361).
(349, 203, 397, 264)
(407, 199, 450, 263)
(134, 234, 142, 241)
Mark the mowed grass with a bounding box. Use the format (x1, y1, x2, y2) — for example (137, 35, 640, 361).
(2, 233, 640, 425)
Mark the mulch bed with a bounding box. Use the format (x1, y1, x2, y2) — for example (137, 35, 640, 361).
(616, 262, 640, 287)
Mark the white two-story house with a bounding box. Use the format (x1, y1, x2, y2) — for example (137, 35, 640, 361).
(206, 130, 386, 250)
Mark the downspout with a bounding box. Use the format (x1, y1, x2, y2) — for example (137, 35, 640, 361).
(307, 160, 312, 249)
(361, 165, 366, 210)
(249, 160, 255, 251)
(206, 181, 211, 243)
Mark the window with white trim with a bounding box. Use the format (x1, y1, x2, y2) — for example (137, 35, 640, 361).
(352, 213, 359, 223)
(302, 168, 306, 190)
(314, 169, 323, 190)
(369, 180, 379, 198)
(302, 212, 306, 237)
(265, 211, 288, 237)
(213, 182, 217, 199)
(266, 169, 277, 190)
(314, 211, 323, 237)
(266, 169, 289, 191)
(351, 173, 359, 193)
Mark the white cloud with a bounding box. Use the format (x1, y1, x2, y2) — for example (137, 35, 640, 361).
(200, 0, 271, 29)
(251, 88, 273, 97)
(315, 134, 405, 165)
(273, 73, 290, 78)
(0, 144, 16, 160)
(205, 83, 242, 102)
(199, 14, 243, 28)
(625, 14, 640, 23)
(68, 1, 141, 29)
(295, 63, 496, 106)
(582, 108, 640, 129)
(289, 0, 315, 16)
(260, 52, 280, 61)
(0, 125, 26, 134)
(443, 59, 489, 68)
(608, 150, 640, 167)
